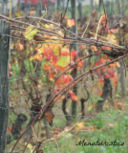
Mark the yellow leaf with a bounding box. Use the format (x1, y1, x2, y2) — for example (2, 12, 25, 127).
(57, 56, 70, 67)
(26, 143, 34, 151)
(24, 25, 38, 40)
(75, 122, 86, 130)
(44, 24, 54, 29)
(116, 62, 120, 68)
(107, 34, 118, 45)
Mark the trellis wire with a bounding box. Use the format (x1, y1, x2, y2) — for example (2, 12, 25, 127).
(0, 33, 123, 50)
(1, 33, 90, 46)
(0, 106, 128, 120)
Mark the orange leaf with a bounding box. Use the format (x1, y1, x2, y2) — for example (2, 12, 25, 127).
(110, 63, 116, 68)
(9, 64, 13, 75)
(69, 90, 78, 102)
(67, 19, 75, 27)
(113, 77, 118, 87)
(17, 42, 24, 51)
(90, 126, 96, 131)
(44, 111, 54, 126)
(8, 127, 12, 133)
(100, 14, 107, 25)
(72, 96, 78, 102)
(91, 45, 98, 52)
(101, 46, 111, 51)
(99, 91, 103, 96)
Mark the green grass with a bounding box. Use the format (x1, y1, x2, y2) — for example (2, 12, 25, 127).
(43, 109, 128, 153)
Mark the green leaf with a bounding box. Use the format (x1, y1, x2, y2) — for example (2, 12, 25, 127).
(24, 26, 38, 40)
(57, 56, 70, 67)
(24, 59, 34, 73)
(96, 97, 104, 101)
(11, 63, 20, 77)
(9, 112, 16, 121)
(41, 59, 46, 74)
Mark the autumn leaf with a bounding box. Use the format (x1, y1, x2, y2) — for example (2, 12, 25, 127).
(27, 143, 34, 151)
(92, 9, 97, 14)
(107, 123, 115, 128)
(44, 111, 54, 126)
(105, 74, 110, 79)
(99, 90, 103, 96)
(91, 45, 98, 52)
(75, 122, 86, 130)
(61, 47, 70, 56)
(90, 126, 96, 131)
(43, 46, 55, 60)
(24, 25, 38, 40)
(63, 75, 73, 84)
(56, 75, 73, 89)
(116, 62, 120, 68)
(9, 64, 13, 75)
(44, 24, 54, 29)
(69, 90, 78, 102)
(114, 101, 122, 110)
(112, 77, 118, 87)
(71, 50, 77, 59)
(76, 57, 83, 70)
(101, 46, 111, 51)
(72, 95, 78, 102)
(100, 14, 107, 25)
(107, 34, 118, 44)
(67, 19, 75, 27)
(56, 56, 70, 68)
(110, 29, 118, 34)
(16, 42, 24, 51)
(49, 73, 55, 82)
(8, 127, 12, 133)
(30, 54, 43, 61)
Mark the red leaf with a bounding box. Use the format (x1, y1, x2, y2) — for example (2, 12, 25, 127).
(71, 50, 77, 59)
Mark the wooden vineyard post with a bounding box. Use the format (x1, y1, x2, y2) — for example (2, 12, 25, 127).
(71, 0, 78, 118)
(0, 20, 10, 153)
(37, 0, 42, 17)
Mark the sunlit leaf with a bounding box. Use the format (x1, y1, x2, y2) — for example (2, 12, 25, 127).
(16, 43, 24, 52)
(107, 34, 118, 44)
(24, 25, 38, 40)
(91, 45, 98, 52)
(56, 56, 70, 67)
(67, 19, 75, 27)
(75, 122, 86, 130)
